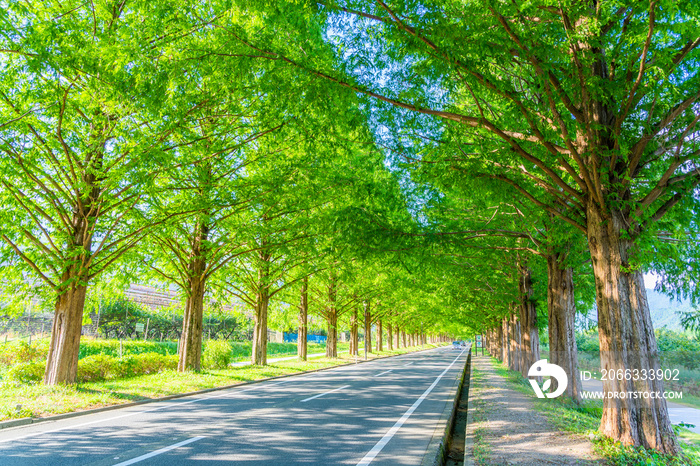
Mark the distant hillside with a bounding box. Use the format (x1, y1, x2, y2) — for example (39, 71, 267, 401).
(577, 289, 691, 332)
(646, 289, 691, 331)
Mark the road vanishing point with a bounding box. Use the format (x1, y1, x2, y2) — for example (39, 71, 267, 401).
(0, 347, 468, 465)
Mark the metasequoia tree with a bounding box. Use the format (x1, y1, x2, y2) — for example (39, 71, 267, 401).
(0, 1, 196, 384)
(144, 99, 284, 371)
(223, 1, 700, 452)
(224, 179, 316, 365)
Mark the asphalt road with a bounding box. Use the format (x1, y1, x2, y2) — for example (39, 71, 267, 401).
(0, 346, 468, 466)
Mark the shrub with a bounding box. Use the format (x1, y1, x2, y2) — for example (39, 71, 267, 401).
(202, 340, 232, 369)
(0, 340, 50, 366)
(76, 353, 177, 383)
(6, 362, 44, 384)
(78, 340, 177, 359)
(77, 354, 117, 382)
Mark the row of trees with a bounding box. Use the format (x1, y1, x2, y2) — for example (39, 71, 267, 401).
(1, 0, 698, 457)
(0, 1, 457, 386)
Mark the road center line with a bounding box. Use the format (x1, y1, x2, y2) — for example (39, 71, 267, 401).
(356, 349, 465, 466)
(301, 385, 350, 403)
(113, 436, 204, 465)
(402, 362, 413, 367)
(373, 370, 393, 377)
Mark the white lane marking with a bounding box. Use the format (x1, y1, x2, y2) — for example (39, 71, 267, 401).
(0, 379, 293, 444)
(402, 362, 413, 367)
(373, 370, 393, 377)
(301, 385, 351, 403)
(112, 436, 204, 465)
(356, 349, 466, 466)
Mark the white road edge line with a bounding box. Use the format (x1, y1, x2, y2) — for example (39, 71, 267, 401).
(113, 436, 204, 466)
(301, 385, 351, 403)
(402, 362, 413, 367)
(373, 370, 393, 377)
(356, 349, 466, 466)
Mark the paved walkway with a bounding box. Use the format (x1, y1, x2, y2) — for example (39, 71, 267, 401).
(466, 355, 602, 465)
(582, 379, 700, 434)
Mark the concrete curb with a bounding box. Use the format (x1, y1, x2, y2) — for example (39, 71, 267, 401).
(420, 348, 471, 466)
(0, 345, 444, 432)
(463, 354, 476, 466)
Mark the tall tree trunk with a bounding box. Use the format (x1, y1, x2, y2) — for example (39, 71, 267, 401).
(45, 279, 88, 384)
(509, 313, 520, 372)
(326, 278, 337, 358)
(350, 305, 358, 356)
(587, 201, 677, 454)
(402, 330, 406, 348)
(387, 323, 393, 350)
(518, 263, 540, 378)
(178, 272, 206, 372)
(298, 276, 308, 361)
(252, 251, 271, 366)
(494, 324, 503, 361)
(546, 252, 582, 401)
(376, 318, 383, 352)
(252, 290, 269, 365)
(502, 316, 510, 366)
(45, 153, 101, 385)
(363, 301, 372, 354)
(178, 220, 208, 372)
(395, 325, 400, 348)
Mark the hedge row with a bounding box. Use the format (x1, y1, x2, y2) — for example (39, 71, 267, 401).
(0, 340, 330, 368)
(1, 340, 336, 384)
(5, 353, 179, 384)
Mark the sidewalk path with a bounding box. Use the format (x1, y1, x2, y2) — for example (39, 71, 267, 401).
(467, 355, 602, 465)
(582, 379, 700, 434)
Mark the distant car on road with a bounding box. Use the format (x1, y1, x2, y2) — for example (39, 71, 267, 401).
(452, 341, 465, 350)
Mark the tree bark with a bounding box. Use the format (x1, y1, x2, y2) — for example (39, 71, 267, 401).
(298, 276, 308, 361)
(546, 252, 582, 401)
(386, 322, 393, 350)
(501, 316, 510, 366)
(518, 263, 540, 378)
(45, 281, 88, 384)
(178, 220, 208, 372)
(350, 304, 358, 356)
(178, 272, 206, 372)
(587, 201, 677, 453)
(376, 318, 383, 352)
(325, 277, 338, 358)
(494, 324, 503, 360)
(509, 313, 520, 373)
(45, 152, 101, 385)
(363, 301, 372, 354)
(402, 330, 406, 348)
(252, 251, 271, 365)
(395, 325, 400, 348)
